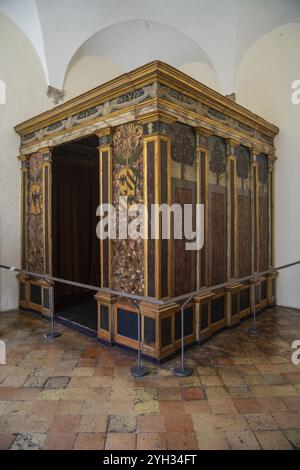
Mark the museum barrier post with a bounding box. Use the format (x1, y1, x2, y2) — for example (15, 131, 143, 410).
(43, 284, 60, 340)
(130, 300, 149, 378)
(248, 280, 257, 335)
(174, 295, 194, 377)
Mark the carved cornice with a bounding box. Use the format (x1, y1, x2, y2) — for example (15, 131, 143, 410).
(14, 61, 279, 155)
(138, 110, 176, 125)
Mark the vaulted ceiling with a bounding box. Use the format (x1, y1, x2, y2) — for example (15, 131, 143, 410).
(0, 0, 299, 94)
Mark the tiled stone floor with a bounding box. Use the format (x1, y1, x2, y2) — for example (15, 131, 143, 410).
(0, 306, 300, 450)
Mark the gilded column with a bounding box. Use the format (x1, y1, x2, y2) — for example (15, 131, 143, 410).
(41, 147, 52, 275)
(18, 154, 29, 270)
(140, 113, 173, 299)
(268, 152, 277, 268)
(250, 148, 259, 274)
(97, 128, 113, 289)
(196, 127, 210, 289)
(226, 139, 238, 280)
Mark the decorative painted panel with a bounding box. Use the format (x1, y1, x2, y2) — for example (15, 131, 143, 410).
(236, 146, 251, 278)
(210, 190, 226, 285)
(27, 153, 44, 273)
(111, 123, 144, 294)
(257, 153, 269, 272)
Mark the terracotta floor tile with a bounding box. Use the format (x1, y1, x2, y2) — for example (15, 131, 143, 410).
(44, 376, 70, 389)
(245, 412, 278, 431)
(31, 400, 59, 416)
(227, 386, 253, 398)
(205, 386, 230, 400)
(192, 412, 249, 433)
(282, 372, 300, 384)
(181, 387, 206, 400)
(11, 432, 47, 450)
(283, 430, 300, 449)
(42, 432, 77, 450)
(208, 399, 237, 415)
(255, 430, 293, 450)
(271, 411, 300, 430)
(105, 432, 136, 450)
(226, 430, 260, 450)
(166, 432, 198, 450)
(108, 415, 137, 433)
(56, 400, 84, 415)
(0, 388, 16, 400)
(196, 431, 229, 450)
(183, 400, 211, 414)
(200, 375, 223, 386)
(78, 414, 108, 432)
(137, 415, 166, 432)
(233, 398, 263, 414)
(160, 400, 186, 415)
(12, 388, 41, 400)
(73, 432, 105, 450)
(1, 375, 28, 387)
(137, 432, 166, 450)
(257, 397, 288, 412)
(165, 415, 194, 433)
(281, 396, 300, 411)
(49, 414, 81, 434)
(0, 433, 16, 450)
(159, 387, 182, 401)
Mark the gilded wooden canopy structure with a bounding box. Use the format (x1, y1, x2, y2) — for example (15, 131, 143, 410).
(15, 61, 278, 362)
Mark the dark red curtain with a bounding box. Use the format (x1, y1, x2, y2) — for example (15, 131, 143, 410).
(52, 152, 100, 298)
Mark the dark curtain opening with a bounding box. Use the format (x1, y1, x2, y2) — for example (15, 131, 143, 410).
(52, 140, 100, 305)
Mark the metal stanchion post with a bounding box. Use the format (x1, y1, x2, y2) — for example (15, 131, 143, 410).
(130, 301, 148, 377)
(248, 281, 257, 335)
(44, 285, 60, 340)
(174, 297, 193, 377)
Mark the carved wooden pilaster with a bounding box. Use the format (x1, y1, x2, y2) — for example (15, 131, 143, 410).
(226, 139, 239, 280)
(18, 154, 29, 270)
(139, 114, 173, 299)
(41, 147, 52, 275)
(268, 152, 277, 268)
(250, 147, 259, 274)
(196, 127, 211, 289)
(97, 128, 113, 289)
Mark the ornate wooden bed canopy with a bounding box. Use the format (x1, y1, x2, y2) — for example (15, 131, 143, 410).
(15, 61, 279, 362)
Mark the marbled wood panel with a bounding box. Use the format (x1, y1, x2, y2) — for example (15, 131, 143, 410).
(27, 153, 44, 273)
(173, 185, 195, 296)
(174, 188, 191, 296)
(238, 194, 251, 277)
(111, 123, 144, 294)
(259, 195, 269, 272)
(210, 190, 226, 286)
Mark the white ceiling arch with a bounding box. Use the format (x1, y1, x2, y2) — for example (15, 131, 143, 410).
(1, 0, 300, 95)
(0, 0, 48, 82)
(64, 19, 216, 86)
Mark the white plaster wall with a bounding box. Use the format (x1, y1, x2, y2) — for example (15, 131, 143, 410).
(179, 62, 221, 92)
(64, 56, 124, 100)
(236, 23, 300, 308)
(0, 13, 48, 310)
